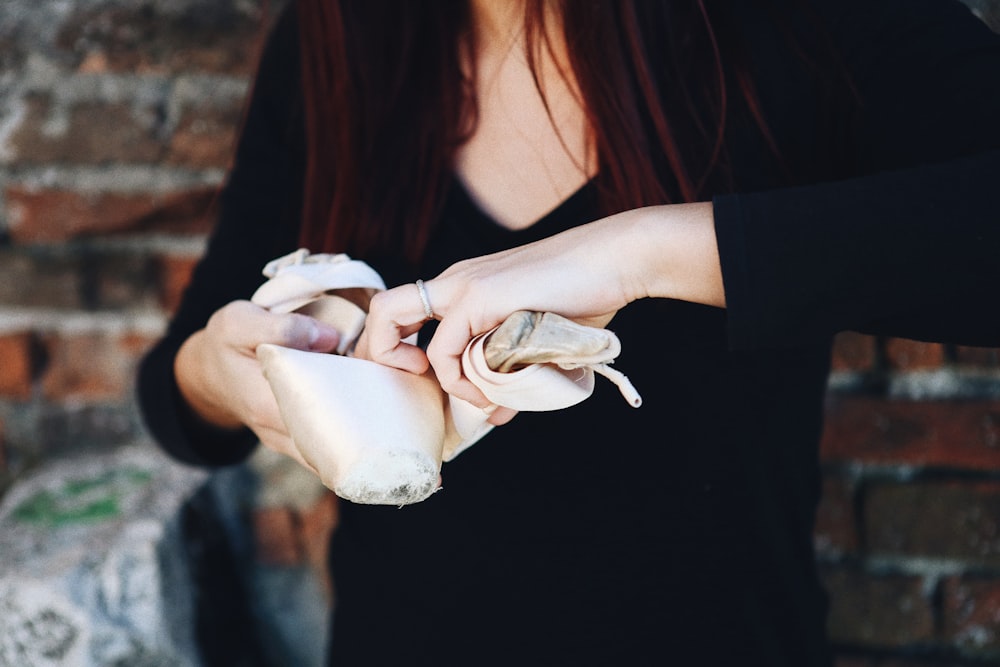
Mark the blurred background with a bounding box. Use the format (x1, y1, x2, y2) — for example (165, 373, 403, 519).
(0, 1, 998, 666)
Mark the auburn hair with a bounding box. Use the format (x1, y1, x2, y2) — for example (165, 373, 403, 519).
(294, 0, 794, 265)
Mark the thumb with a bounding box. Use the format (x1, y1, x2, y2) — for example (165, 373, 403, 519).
(277, 312, 341, 352)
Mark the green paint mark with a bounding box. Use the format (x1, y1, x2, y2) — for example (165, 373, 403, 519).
(14, 491, 120, 526)
(12, 466, 154, 527)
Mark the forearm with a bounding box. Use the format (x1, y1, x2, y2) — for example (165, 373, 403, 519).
(136, 333, 259, 468)
(175, 329, 246, 431)
(613, 201, 726, 309)
(364, 200, 727, 407)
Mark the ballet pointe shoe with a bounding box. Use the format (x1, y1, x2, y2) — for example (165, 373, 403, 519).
(463, 310, 642, 411)
(251, 248, 386, 355)
(441, 311, 642, 461)
(257, 344, 446, 505)
(251, 249, 452, 505)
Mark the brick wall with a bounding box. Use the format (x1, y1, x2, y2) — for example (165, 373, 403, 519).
(0, 0, 280, 484)
(818, 334, 1000, 665)
(0, 1, 997, 665)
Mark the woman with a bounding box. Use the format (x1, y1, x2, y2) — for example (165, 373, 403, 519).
(138, 0, 1000, 664)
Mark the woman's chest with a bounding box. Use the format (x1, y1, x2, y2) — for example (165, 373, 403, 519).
(454, 37, 595, 232)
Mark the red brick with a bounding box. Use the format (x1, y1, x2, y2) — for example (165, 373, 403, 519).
(6, 185, 218, 242)
(0, 248, 83, 308)
(864, 481, 1000, 566)
(954, 346, 999, 367)
(297, 491, 339, 600)
(821, 396, 1000, 471)
(252, 507, 303, 565)
(822, 566, 934, 647)
(57, 5, 270, 77)
(156, 255, 200, 313)
(166, 107, 242, 169)
(942, 575, 1000, 654)
(832, 331, 877, 372)
(815, 475, 859, 556)
(5, 95, 164, 166)
(884, 339, 945, 370)
(36, 403, 138, 453)
(77, 51, 110, 74)
(0, 418, 7, 476)
(297, 491, 339, 558)
(87, 253, 159, 310)
(0, 333, 35, 399)
(40, 331, 145, 401)
(122, 332, 159, 356)
(0, 248, 154, 310)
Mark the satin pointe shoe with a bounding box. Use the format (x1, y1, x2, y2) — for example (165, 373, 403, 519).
(251, 249, 457, 505)
(443, 311, 642, 460)
(256, 344, 450, 505)
(250, 249, 641, 506)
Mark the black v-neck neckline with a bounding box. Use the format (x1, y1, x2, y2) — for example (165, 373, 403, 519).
(451, 176, 598, 244)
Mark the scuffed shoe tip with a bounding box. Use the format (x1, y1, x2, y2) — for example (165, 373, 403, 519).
(334, 448, 441, 506)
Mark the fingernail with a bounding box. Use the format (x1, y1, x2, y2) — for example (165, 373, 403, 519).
(307, 323, 340, 351)
(307, 323, 321, 347)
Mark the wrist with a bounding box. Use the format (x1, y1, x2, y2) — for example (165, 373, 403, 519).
(619, 202, 725, 308)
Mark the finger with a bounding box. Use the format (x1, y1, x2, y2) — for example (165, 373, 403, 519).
(426, 314, 493, 408)
(352, 320, 424, 362)
(365, 288, 434, 373)
(274, 312, 341, 352)
(487, 406, 518, 426)
(367, 334, 430, 374)
(211, 301, 340, 352)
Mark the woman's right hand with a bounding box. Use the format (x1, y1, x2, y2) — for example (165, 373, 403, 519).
(173, 300, 340, 470)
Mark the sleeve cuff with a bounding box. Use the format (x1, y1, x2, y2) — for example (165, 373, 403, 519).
(712, 193, 759, 351)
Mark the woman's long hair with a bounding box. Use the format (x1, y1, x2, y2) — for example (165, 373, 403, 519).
(294, 0, 810, 265)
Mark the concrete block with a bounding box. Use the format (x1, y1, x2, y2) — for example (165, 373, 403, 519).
(0, 443, 207, 667)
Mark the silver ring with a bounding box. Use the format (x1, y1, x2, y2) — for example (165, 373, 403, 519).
(415, 279, 435, 320)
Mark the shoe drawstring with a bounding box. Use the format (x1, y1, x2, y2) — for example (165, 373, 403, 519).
(558, 361, 642, 408)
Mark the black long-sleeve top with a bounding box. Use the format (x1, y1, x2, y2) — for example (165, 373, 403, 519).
(137, 1, 1000, 664)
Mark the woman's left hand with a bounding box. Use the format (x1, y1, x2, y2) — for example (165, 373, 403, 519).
(361, 202, 723, 413)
